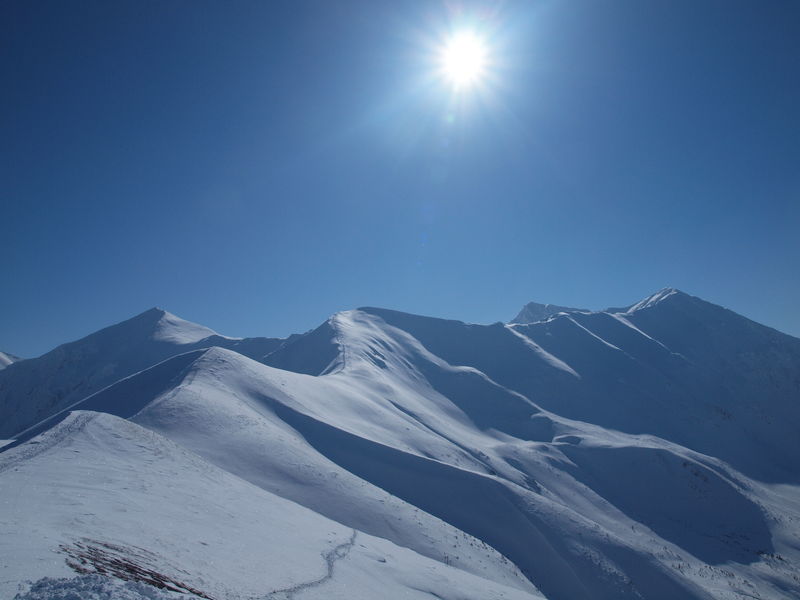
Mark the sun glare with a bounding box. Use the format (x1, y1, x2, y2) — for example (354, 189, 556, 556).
(439, 31, 488, 89)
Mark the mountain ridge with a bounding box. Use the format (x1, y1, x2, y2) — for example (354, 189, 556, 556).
(2, 289, 799, 599)
(0, 308, 294, 438)
(510, 301, 587, 325)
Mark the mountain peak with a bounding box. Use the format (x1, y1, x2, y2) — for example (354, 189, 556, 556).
(510, 301, 586, 325)
(151, 311, 220, 345)
(121, 307, 219, 344)
(625, 288, 689, 313)
(511, 288, 697, 324)
(126, 306, 168, 326)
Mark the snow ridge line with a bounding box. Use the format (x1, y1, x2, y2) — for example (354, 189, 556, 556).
(0, 412, 97, 474)
(326, 314, 348, 374)
(265, 529, 357, 599)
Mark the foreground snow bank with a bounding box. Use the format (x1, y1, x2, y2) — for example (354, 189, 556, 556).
(14, 574, 197, 600)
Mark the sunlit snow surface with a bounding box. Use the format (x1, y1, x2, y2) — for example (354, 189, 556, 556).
(2, 288, 799, 599)
(1, 412, 539, 600)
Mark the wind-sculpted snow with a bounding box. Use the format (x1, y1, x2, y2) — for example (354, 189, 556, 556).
(262, 319, 342, 376)
(2, 289, 800, 599)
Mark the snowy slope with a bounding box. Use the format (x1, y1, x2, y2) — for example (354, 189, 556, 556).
(25, 346, 536, 594)
(376, 289, 800, 482)
(2, 289, 799, 599)
(0, 411, 544, 600)
(0, 308, 292, 438)
(271, 308, 800, 596)
(0, 350, 21, 370)
(504, 289, 800, 481)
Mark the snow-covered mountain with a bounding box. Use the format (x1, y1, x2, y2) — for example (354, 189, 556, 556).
(2, 289, 799, 600)
(0, 308, 294, 438)
(0, 350, 21, 370)
(510, 301, 585, 324)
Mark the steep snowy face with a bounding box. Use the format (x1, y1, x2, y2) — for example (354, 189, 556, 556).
(0, 411, 544, 600)
(510, 302, 586, 324)
(623, 287, 682, 312)
(416, 290, 800, 483)
(0, 351, 20, 370)
(147, 308, 219, 343)
(0, 308, 291, 438)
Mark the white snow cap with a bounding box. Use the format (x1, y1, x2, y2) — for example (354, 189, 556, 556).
(145, 307, 222, 344)
(0, 351, 21, 370)
(511, 288, 690, 324)
(624, 287, 685, 313)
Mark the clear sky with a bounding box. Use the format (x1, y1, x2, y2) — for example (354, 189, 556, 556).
(3, 0, 799, 357)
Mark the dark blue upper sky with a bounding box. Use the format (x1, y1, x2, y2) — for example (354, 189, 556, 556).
(3, 0, 799, 357)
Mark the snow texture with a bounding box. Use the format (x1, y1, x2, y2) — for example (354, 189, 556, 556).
(2, 288, 800, 600)
(14, 574, 197, 600)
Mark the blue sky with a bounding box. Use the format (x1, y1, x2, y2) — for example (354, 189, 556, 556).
(3, 0, 799, 357)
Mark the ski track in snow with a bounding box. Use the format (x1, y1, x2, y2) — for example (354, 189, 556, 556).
(264, 530, 357, 600)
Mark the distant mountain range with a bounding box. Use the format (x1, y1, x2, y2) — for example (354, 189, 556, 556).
(2, 289, 799, 600)
(510, 301, 585, 324)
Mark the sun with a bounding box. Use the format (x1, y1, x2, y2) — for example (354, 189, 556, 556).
(439, 31, 488, 90)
